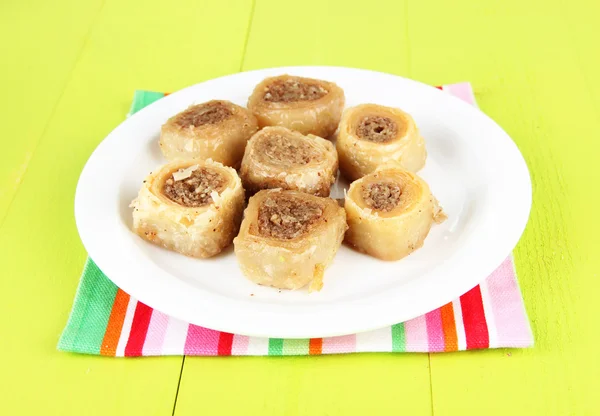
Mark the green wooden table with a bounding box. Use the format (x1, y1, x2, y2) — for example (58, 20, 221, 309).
(1, 0, 598, 414)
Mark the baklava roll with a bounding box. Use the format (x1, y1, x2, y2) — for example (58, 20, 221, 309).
(160, 100, 258, 168)
(336, 104, 427, 181)
(239, 126, 338, 197)
(233, 189, 347, 291)
(131, 159, 244, 258)
(344, 168, 446, 261)
(247, 75, 345, 138)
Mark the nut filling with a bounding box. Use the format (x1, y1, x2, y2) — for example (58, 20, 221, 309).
(163, 168, 226, 207)
(256, 134, 319, 165)
(362, 182, 402, 212)
(258, 195, 324, 240)
(175, 101, 233, 127)
(264, 80, 328, 102)
(356, 116, 399, 143)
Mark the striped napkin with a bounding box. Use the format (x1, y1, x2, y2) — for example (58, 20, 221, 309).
(59, 83, 533, 357)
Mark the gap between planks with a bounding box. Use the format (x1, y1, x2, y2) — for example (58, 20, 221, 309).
(173, 2, 257, 414)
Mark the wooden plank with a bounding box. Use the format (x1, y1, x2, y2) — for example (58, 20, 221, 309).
(177, 355, 432, 415)
(242, 0, 412, 75)
(0, 0, 253, 414)
(175, 1, 433, 415)
(3, 0, 595, 414)
(0, 0, 103, 223)
(405, 0, 599, 414)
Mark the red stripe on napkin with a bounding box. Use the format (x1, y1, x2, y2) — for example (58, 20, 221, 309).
(217, 332, 234, 356)
(124, 302, 153, 356)
(460, 286, 489, 349)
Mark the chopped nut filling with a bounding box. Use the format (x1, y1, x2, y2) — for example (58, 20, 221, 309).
(258, 194, 324, 239)
(264, 79, 328, 102)
(175, 101, 232, 127)
(256, 133, 318, 165)
(356, 116, 398, 143)
(163, 167, 226, 207)
(361, 182, 402, 212)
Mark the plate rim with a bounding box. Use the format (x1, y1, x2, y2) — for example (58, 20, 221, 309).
(74, 65, 532, 338)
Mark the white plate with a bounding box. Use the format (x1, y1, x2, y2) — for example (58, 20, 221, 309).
(75, 66, 531, 339)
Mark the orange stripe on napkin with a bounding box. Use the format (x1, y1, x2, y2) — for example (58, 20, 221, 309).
(100, 289, 130, 356)
(309, 338, 323, 355)
(440, 302, 458, 352)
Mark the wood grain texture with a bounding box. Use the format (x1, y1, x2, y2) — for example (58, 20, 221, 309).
(176, 354, 432, 415)
(1, 0, 598, 414)
(405, 0, 599, 415)
(0, 0, 253, 414)
(175, 1, 433, 415)
(242, 0, 412, 75)
(0, 0, 103, 224)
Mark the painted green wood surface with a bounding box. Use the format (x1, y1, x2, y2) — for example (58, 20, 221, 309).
(1, 0, 599, 415)
(0, 0, 103, 224)
(0, 0, 252, 415)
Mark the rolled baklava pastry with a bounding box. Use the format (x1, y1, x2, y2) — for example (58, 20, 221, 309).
(247, 75, 345, 138)
(239, 126, 338, 197)
(160, 100, 258, 168)
(131, 159, 244, 258)
(336, 104, 427, 181)
(344, 168, 446, 261)
(233, 189, 347, 291)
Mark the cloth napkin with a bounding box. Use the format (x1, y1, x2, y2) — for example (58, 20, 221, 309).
(58, 83, 533, 357)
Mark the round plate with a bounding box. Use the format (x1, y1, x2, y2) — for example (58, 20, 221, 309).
(75, 66, 531, 338)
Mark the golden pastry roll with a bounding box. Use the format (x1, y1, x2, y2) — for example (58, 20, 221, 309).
(344, 168, 446, 261)
(247, 75, 345, 138)
(160, 100, 258, 168)
(239, 126, 338, 197)
(131, 159, 244, 258)
(233, 189, 347, 291)
(336, 104, 427, 181)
